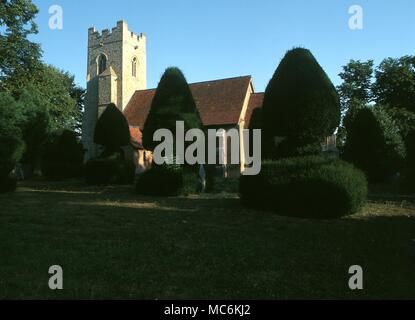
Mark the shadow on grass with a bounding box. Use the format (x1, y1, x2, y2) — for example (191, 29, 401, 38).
(368, 182, 415, 205)
(0, 181, 414, 299)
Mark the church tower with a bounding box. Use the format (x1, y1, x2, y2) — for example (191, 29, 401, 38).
(82, 20, 146, 160)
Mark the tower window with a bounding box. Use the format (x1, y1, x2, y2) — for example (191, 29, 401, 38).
(98, 54, 107, 74)
(132, 57, 137, 77)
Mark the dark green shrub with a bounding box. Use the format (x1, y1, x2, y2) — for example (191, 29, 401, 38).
(85, 153, 134, 185)
(0, 93, 24, 193)
(205, 164, 216, 192)
(181, 166, 203, 195)
(94, 103, 131, 154)
(142, 67, 202, 152)
(0, 175, 17, 193)
(386, 107, 415, 140)
(87, 103, 134, 185)
(403, 130, 415, 192)
(262, 48, 340, 159)
(136, 164, 184, 196)
(274, 137, 323, 158)
(17, 88, 50, 172)
(240, 156, 367, 218)
(141, 67, 203, 195)
(41, 130, 84, 180)
(343, 107, 406, 182)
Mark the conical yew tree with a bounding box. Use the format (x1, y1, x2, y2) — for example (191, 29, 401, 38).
(142, 67, 202, 152)
(94, 103, 131, 154)
(262, 47, 340, 158)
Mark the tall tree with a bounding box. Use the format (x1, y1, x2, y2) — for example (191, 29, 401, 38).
(15, 87, 50, 171)
(337, 57, 415, 147)
(9, 64, 83, 171)
(27, 64, 83, 131)
(72, 86, 86, 136)
(0, 0, 42, 96)
(262, 48, 340, 158)
(337, 59, 374, 112)
(0, 92, 24, 191)
(373, 56, 415, 113)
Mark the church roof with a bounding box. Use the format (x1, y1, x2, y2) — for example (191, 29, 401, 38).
(245, 92, 264, 127)
(124, 75, 254, 129)
(129, 126, 143, 149)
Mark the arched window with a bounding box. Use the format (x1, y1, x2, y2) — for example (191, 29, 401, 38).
(132, 57, 137, 77)
(98, 54, 107, 74)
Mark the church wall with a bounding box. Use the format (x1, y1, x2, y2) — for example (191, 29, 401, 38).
(238, 82, 254, 173)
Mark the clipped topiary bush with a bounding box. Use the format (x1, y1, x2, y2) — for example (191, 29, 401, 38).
(94, 103, 131, 155)
(41, 130, 84, 180)
(142, 67, 202, 152)
(240, 156, 367, 218)
(274, 137, 323, 159)
(86, 103, 134, 185)
(262, 48, 340, 159)
(85, 153, 135, 185)
(181, 166, 203, 195)
(136, 163, 184, 196)
(140, 67, 204, 195)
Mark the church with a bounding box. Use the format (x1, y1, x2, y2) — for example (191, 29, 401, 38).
(82, 21, 264, 176)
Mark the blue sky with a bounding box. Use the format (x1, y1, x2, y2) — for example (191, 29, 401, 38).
(31, 0, 415, 91)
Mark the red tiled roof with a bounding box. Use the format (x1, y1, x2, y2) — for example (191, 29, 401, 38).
(129, 126, 143, 148)
(124, 76, 252, 129)
(245, 92, 264, 127)
(124, 90, 156, 131)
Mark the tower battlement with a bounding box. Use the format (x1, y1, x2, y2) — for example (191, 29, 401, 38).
(88, 21, 146, 48)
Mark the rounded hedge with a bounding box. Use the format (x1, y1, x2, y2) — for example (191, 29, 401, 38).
(85, 153, 135, 185)
(240, 156, 368, 218)
(135, 164, 184, 196)
(135, 163, 202, 196)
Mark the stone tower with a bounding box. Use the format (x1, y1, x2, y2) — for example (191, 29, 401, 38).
(82, 20, 146, 160)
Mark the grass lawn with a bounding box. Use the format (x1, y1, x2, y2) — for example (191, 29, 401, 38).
(0, 179, 414, 299)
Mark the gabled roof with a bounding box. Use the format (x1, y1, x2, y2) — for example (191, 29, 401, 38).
(129, 126, 143, 149)
(245, 92, 264, 128)
(189, 76, 252, 126)
(124, 89, 155, 129)
(124, 75, 253, 129)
